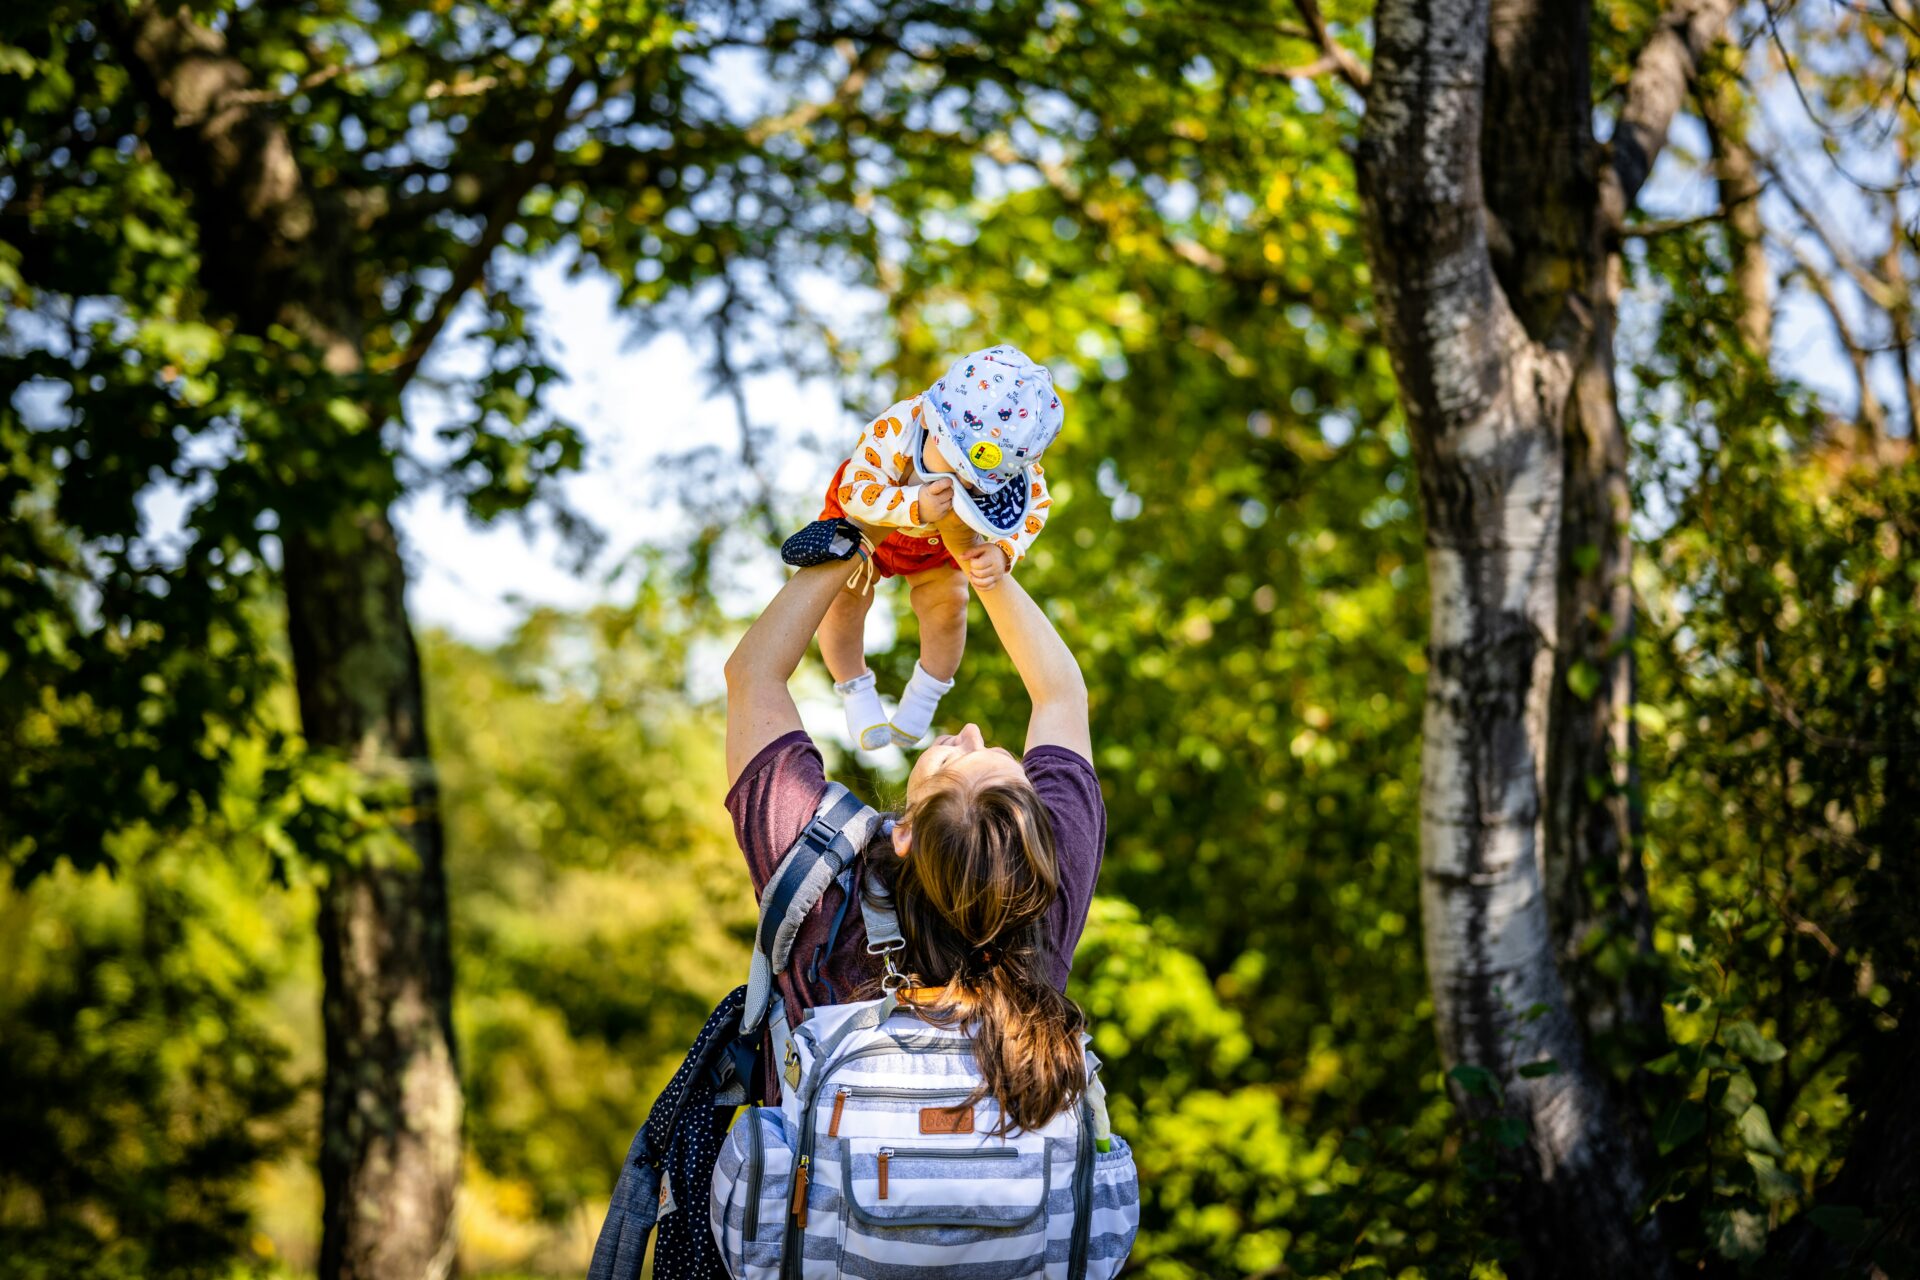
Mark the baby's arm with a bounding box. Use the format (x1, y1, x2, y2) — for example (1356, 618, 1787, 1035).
(835, 413, 926, 528)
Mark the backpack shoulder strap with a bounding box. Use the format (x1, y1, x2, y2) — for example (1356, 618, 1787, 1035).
(741, 783, 882, 1037)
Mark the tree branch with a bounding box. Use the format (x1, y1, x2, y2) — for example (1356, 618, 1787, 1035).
(1761, 153, 1901, 311)
(1288, 0, 1370, 92)
(980, 134, 1230, 274)
(1599, 0, 1738, 234)
(1620, 205, 1731, 238)
(382, 64, 589, 394)
(1781, 236, 1890, 440)
(745, 39, 874, 145)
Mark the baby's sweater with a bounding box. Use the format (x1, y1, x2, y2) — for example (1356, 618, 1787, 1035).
(834, 393, 1053, 567)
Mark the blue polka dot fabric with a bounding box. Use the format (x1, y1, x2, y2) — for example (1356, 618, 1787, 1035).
(781, 518, 862, 568)
(589, 985, 751, 1280)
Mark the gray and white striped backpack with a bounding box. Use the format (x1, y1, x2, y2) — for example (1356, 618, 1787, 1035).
(709, 787, 1140, 1279)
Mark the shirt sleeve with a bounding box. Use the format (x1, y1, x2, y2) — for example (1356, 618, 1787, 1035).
(836, 410, 924, 529)
(996, 462, 1053, 570)
(1022, 743, 1106, 988)
(724, 730, 830, 895)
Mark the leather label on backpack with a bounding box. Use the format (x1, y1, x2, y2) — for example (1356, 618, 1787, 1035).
(919, 1105, 974, 1135)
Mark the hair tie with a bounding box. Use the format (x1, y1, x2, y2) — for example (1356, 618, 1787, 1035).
(965, 940, 1004, 976)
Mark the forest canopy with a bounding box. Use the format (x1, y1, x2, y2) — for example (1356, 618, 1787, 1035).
(2, 0, 1916, 1277)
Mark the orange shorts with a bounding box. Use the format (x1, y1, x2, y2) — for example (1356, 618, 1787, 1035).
(819, 460, 963, 578)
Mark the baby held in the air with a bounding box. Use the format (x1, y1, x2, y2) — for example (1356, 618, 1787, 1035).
(814, 344, 1062, 750)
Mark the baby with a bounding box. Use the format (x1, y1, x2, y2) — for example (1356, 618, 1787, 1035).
(818, 344, 1063, 749)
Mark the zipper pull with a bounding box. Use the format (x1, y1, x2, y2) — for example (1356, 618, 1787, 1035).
(791, 1155, 810, 1228)
(828, 1088, 848, 1138)
(878, 1148, 891, 1201)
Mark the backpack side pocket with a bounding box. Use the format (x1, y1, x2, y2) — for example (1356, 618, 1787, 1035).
(1082, 1133, 1141, 1280)
(711, 1106, 794, 1280)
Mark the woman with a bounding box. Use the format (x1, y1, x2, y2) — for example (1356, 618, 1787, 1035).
(722, 544, 1104, 1123)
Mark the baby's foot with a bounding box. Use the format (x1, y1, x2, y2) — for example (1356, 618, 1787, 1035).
(835, 671, 893, 751)
(888, 662, 956, 748)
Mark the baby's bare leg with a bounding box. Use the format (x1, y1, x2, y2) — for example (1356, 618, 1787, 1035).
(907, 565, 970, 681)
(890, 564, 969, 745)
(818, 582, 873, 684)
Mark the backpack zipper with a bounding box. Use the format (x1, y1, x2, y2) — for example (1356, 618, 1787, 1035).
(782, 1019, 977, 1276)
(836, 1040, 975, 1066)
(790, 1153, 810, 1230)
(827, 1089, 847, 1137)
(743, 1109, 765, 1237)
(849, 1084, 975, 1101)
(873, 1144, 1015, 1203)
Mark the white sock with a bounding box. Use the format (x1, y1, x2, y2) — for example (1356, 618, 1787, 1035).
(889, 662, 956, 747)
(835, 671, 892, 751)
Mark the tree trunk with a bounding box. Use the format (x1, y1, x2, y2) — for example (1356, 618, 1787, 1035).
(110, 8, 463, 1275)
(1546, 293, 1662, 1067)
(1699, 77, 1773, 354)
(1478, 0, 1665, 1068)
(286, 513, 463, 1280)
(1356, 3, 1671, 1275)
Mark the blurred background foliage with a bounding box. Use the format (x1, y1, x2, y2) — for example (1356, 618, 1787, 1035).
(3, 0, 1916, 1276)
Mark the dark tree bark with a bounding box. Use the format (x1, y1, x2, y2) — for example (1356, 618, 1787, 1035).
(1357, 0, 1730, 1273)
(286, 517, 462, 1280)
(110, 9, 462, 1277)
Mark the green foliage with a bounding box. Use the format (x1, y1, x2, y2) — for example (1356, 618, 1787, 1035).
(4, 1, 1915, 1277)
(428, 581, 758, 1224)
(0, 834, 303, 1279)
(1629, 222, 1920, 1269)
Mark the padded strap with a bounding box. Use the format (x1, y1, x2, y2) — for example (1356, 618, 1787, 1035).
(858, 850, 906, 956)
(741, 784, 881, 1038)
(757, 787, 866, 960)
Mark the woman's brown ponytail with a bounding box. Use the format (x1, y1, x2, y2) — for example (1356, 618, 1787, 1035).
(867, 775, 1088, 1133)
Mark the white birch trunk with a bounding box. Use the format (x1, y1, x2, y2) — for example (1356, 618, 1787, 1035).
(1357, 0, 1672, 1273)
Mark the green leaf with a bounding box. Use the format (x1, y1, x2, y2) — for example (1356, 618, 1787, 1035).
(1654, 1100, 1706, 1155)
(1719, 1069, 1756, 1116)
(1517, 1059, 1560, 1078)
(1746, 1153, 1801, 1203)
(1705, 1204, 1768, 1262)
(1447, 1064, 1502, 1103)
(1724, 1020, 1787, 1063)
(1566, 659, 1602, 700)
(1491, 1115, 1528, 1150)
(1737, 1104, 1786, 1157)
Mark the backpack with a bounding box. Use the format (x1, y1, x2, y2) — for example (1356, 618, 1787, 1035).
(709, 995, 1140, 1280)
(708, 813, 1141, 1278)
(589, 784, 889, 1280)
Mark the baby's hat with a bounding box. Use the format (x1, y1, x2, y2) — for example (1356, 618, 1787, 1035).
(924, 344, 1064, 496)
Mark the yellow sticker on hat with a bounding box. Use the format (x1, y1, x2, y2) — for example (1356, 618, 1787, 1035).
(969, 440, 1003, 470)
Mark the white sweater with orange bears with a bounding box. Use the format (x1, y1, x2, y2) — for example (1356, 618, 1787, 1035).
(833, 394, 1054, 568)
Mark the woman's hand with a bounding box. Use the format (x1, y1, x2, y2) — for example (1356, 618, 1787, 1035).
(962, 543, 1011, 591)
(919, 476, 956, 524)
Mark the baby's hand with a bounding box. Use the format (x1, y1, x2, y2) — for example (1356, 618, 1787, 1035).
(963, 543, 1010, 591)
(920, 477, 955, 524)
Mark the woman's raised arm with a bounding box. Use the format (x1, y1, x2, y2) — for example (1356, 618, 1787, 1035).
(723, 562, 848, 787)
(972, 573, 1092, 760)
